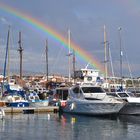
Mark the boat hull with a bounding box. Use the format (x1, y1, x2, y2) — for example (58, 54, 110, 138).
(29, 100, 49, 107)
(119, 103, 140, 115)
(0, 101, 6, 107)
(61, 100, 124, 116)
(7, 102, 29, 107)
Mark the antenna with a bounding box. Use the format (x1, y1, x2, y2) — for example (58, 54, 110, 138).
(85, 63, 90, 69)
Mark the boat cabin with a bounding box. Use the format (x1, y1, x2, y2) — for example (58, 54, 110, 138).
(53, 87, 69, 101)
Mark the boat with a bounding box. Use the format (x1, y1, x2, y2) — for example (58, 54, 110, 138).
(107, 91, 140, 115)
(0, 101, 6, 107)
(60, 84, 125, 116)
(2, 94, 29, 107)
(27, 92, 49, 107)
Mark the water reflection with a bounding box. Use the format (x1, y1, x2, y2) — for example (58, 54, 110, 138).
(0, 113, 140, 140)
(58, 113, 120, 140)
(118, 115, 140, 140)
(0, 119, 5, 132)
(119, 115, 140, 124)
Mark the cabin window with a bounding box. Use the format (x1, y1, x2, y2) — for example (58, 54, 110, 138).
(73, 87, 82, 94)
(107, 93, 118, 97)
(14, 97, 20, 100)
(55, 89, 69, 100)
(117, 93, 129, 97)
(87, 76, 92, 81)
(127, 92, 135, 97)
(81, 87, 105, 93)
(72, 87, 83, 99)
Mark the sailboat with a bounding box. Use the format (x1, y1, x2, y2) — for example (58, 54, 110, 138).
(27, 39, 50, 107)
(2, 29, 29, 107)
(106, 27, 140, 115)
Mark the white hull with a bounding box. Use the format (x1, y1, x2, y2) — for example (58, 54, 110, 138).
(119, 103, 140, 115)
(29, 100, 49, 107)
(62, 100, 124, 115)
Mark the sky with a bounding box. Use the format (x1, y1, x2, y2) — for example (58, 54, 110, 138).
(0, 0, 140, 77)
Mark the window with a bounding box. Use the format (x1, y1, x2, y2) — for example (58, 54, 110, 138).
(73, 87, 82, 94)
(87, 76, 92, 81)
(117, 93, 129, 97)
(55, 89, 69, 100)
(81, 87, 105, 93)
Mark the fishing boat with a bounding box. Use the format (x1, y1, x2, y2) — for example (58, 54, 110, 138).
(60, 84, 125, 116)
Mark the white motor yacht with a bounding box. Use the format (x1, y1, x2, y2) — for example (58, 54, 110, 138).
(107, 91, 140, 115)
(60, 84, 125, 116)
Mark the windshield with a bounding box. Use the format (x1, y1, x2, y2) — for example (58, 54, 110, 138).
(127, 92, 135, 97)
(117, 92, 129, 97)
(81, 87, 105, 93)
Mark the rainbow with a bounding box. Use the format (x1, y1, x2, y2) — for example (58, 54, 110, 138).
(0, 2, 105, 74)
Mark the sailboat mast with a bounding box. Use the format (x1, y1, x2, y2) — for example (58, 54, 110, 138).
(104, 25, 108, 82)
(3, 27, 10, 82)
(118, 27, 123, 88)
(45, 39, 48, 82)
(68, 29, 71, 82)
(73, 49, 76, 84)
(18, 31, 23, 79)
(7, 28, 10, 83)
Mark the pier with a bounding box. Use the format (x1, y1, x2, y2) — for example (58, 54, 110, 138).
(0, 106, 59, 114)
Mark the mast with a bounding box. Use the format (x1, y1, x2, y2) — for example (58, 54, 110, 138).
(118, 27, 123, 89)
(45, 39, 48, 82)
(104, 25, 108, 82)
(68, 29, 72, 82)
(3, 26, 10, 82)
(73, 49, 76, 84)
(18, 31, 23, 79)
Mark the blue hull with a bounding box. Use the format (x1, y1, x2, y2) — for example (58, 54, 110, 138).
(7, 102, 29, 107)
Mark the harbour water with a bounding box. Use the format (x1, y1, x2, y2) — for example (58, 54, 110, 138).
(0, 113, 140, 140)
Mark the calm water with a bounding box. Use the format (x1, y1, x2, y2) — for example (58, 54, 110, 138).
(0, 113, 140, 140)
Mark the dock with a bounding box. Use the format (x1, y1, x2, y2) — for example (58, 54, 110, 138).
(0, 106, 59, 114)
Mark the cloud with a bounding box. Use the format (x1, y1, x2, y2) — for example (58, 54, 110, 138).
(0, 17, 11, 25)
